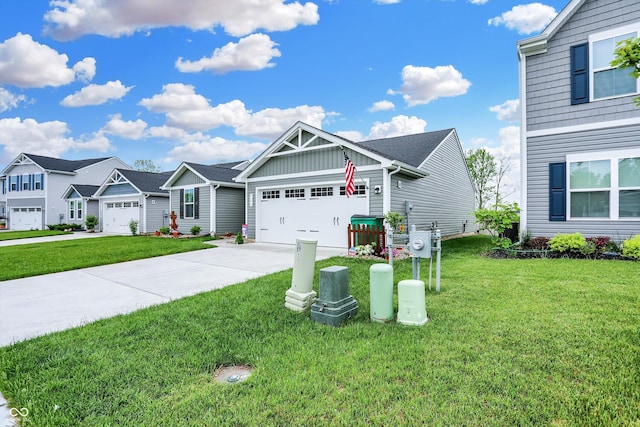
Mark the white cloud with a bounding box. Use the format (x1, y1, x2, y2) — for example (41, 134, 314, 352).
(373, 0, 400, 4)
(0, 88, 26, 112)
(139, 83, 331, 140)
(470, 0, 488, 4)
(368, 100, 395, 112)
(72, 57, 96, 82)
(0, 117, 112, 158)
(335, 130, 364, 142)
(0, 33, 94, 88)
(489, 99, 520, 122)
(102, 114, 148, 139)
(61, 80, 133, 107)
(367, 115, 427, 139)
(44, 0, 320, 40)
(391, 65, 471, 106)
(176, 33, 281, 74)
(488, 3, 557, 35)
(164, 136, 267, 163)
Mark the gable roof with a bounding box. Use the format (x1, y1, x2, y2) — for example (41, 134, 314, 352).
(117, 169, 173, 194)
(1, 153, 123, 176)
(70, 184, 100, 198)
(356, 128, 454, 168)
(161, 161, 246, 189)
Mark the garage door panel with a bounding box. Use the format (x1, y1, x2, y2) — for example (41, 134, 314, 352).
(103, 201, 139, 234)
(10, 207, 43, 230)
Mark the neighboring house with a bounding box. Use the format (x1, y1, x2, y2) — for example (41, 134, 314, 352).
(517, 0, 640, 238)
(94, 169, 173, 234)
(160, 161, 248, 235)
(234, 121, 476, 248)
(0, 176, 6, 221)
(0, 153, 130, 230)
(61, 184, 100, 229)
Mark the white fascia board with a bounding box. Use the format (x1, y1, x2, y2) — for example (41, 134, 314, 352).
(527, 117, 640, 138)
(390, 161, 428, 178)
(160, 162, 209, 189)
(243, 164, 383, 183)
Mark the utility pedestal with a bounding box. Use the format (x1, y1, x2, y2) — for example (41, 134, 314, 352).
(311, 266, 358, 327)
(397, 279, 428, 326)
(285, 239, 318, 312)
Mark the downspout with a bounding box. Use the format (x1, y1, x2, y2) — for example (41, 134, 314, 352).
(143, 194, 149, 233)
(384, 165, 402, 214)
(518, 47, 528, 234)
(211, 184, 220, 235)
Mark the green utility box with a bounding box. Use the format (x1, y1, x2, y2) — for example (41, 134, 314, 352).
(370, 263, 394, 323)
(310, 266, 358, 327)
(350, 215, 384, 246)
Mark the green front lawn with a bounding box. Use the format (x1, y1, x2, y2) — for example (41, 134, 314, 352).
(1, 236, 638, 426)
(0, 235, 215, 281)
(0, 230, 69, 241)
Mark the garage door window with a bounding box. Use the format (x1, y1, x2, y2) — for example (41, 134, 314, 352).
(340, 184, 366, 196)
(285, 188, 305, 198)
(262, 190, 280, 199)
(310, 187, 333, 197)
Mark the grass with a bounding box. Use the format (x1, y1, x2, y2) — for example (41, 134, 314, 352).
(0, 235, 215, 281)
(0, 230, 69, 241)
(1, 235, 639, 426)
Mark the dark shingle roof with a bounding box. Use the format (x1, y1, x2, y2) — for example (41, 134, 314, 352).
(212, 161, 245, 169)
(356, 128, 454, 168)
(118, 169, 173, 193)
(187, 163, 242, 184)
(25, 153, 112, 172)
(70, 184, 100, 198)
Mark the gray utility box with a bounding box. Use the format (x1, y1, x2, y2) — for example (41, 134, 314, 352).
(311, 266, 358, 327)
(409, 230, 432, 258)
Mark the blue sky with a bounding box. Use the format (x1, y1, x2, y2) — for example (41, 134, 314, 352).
(0, 0, 569, 197)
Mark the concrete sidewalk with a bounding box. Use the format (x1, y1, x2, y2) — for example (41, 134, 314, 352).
(0, 240, 346, 347)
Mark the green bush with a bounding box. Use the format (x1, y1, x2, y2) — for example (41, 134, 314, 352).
(549, 232, 586, 253)
(47, 223, 82, 231)
(474, 202, 520, 247)
(190, 225, 201, 236)
(235, 231, 244, 244)
(129, 220, 138, 236)
(622, 235, 640, 260)
(85, 215, 98, 231)
(159, 226, 170, 235)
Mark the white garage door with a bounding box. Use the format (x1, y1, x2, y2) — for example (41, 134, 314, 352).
(10, 207, 43, 230)
(103, 201, 139, 234)
(257, 183, 368, 247)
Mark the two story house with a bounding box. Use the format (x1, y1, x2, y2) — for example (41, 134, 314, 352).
(0, 153, 130, 230)
(518, 0, 640, 239)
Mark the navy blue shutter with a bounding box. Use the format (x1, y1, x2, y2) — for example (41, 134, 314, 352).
(194, 187, 200, 219)
(570, 43, 589, 105)
(40, 173, 44, 190)
(179, 189, 184, 219)
(549, 162, 566, 221)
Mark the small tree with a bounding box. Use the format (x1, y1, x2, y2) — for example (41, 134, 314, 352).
(133, 160, 162, 173)
(474, 202, 520, 248)
(129, 219, 138, 236)
(383, 211, 405, 233)
(466, 148, 496, 210)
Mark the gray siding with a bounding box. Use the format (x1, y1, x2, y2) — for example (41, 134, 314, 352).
(390, 133, 476, 237)
(170, 186, 211, 234)
(6, 197, 45, 229)
(174, 169, 206, 186)
(86, 200, 99, 224)
(527, 124, 640, 239)
(215, 187, 245, 235)
(251, 146, 377, 178)
(101, 183, 136, 196)
(526, 0, 640, 132)
(144, 196, 170, 233)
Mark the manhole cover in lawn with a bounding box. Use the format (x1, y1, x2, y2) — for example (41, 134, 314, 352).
(214, 365, 253, 384)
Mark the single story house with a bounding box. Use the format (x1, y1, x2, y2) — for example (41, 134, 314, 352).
(160, 161, 248, 235)
(234, 121, 476, 247)
(61, 184, 100, 228)
(94, 169, 173, 234)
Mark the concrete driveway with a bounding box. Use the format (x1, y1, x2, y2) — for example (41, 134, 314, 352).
(0, 240, 346, 347)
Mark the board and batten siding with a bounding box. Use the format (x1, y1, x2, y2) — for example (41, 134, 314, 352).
(101, 182, 136, 196)
(245, 169, 383, 240)
(170, 186, 211, 234)
(145, 196, 170, 233)
(390, 133, 476, 237)
(527, 124, 640, 239)
(525, 0, 640, 133)
(173, 169, 206, 187)
(215, 187, 245, 235)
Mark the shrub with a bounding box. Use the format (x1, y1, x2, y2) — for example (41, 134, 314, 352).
(235, 231, 244, 244)
(190, 225, 201, 236)
(549, 232, 586, 253)
(159, 226, 170, 235)
(85, 215, 98, 231)
(129, 220, 138, 236)
(47, 223, 82, 231)
(523, 236, 550, 250)
(474, 202, 520, 247)
(622, 235, 640, 260)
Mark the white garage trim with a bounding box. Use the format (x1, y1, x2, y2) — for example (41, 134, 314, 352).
(10, 207, 43, 230)
(102, 200, 141, 234)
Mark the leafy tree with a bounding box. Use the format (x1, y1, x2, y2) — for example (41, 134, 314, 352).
(133, 160, 162, 172)
(611, 37, 640, 105)
(466, 148, 496, 209)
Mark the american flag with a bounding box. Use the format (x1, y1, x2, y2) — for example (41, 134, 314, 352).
(344, 152, 355, 198)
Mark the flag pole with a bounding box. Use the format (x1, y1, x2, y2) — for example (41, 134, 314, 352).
(341, 148, 368, 189)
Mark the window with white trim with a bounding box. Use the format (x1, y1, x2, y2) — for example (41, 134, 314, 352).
(568, 149, 640, 220)
(22, 175, 29, 191)
(285, 188, 305, 198)
(310, 187, 333, 197)
(590, 25, 639, 100)
(340, 184, 366, 196)
(69, 200, 83, 220)
(184, 189, 195, 218)
(262, 190, 280, 199)
(34, 174, 42, 190)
